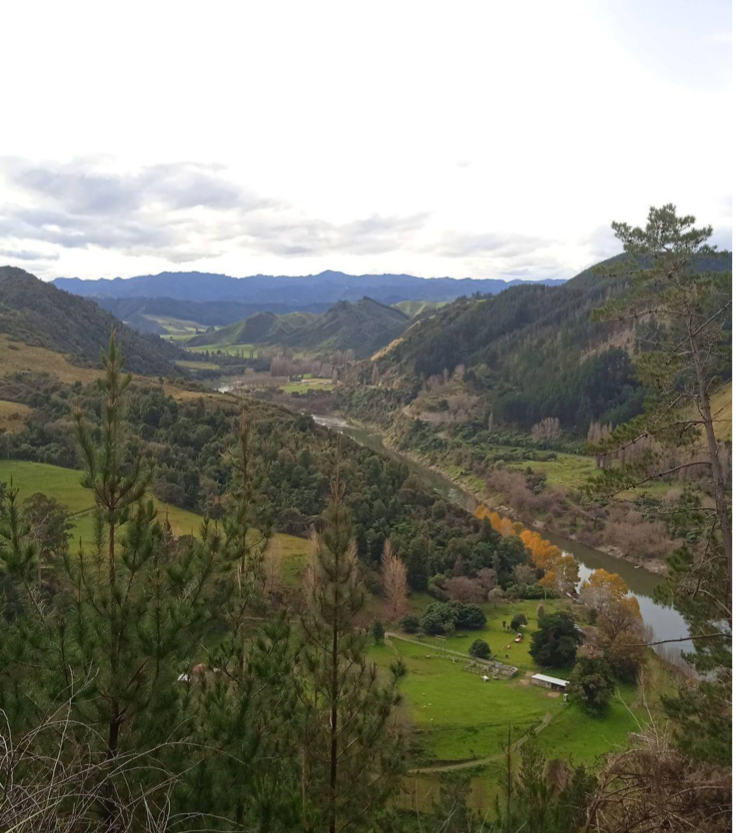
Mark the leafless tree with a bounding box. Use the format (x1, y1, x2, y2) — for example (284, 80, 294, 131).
(585, 721, 731, 832)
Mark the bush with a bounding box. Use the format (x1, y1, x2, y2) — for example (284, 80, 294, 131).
(456, 603, 487, 630)
(469, 638, 492, 660)
(400, 614, 420, 633)
(420, 601, 487, 634)
(510, 613, 528, 631)
(371, 621, 385, 643)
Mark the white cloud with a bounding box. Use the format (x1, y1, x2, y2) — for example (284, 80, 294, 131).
(0, 0, 731, 281)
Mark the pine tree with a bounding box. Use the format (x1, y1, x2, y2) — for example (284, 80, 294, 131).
(181, 409, 303, 832)
(299, 479, 406, 833)
(2, 334, 229, 827)
(591, 206, 732, 765)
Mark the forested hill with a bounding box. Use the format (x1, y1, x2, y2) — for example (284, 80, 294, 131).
(355, 252, 733, 436)
(0, 266, 182, 376)
(282, 297, 410, 357)
(54, 269, 566, 308)
(190, 297, 411, 358)
(189, 310, 314, 348)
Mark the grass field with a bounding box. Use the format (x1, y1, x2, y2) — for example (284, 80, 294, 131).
(186, 343, 258, 357)
(280, 379, 335, 394)
(146, 316, 210, 337)
(0, 460, 313, 559)
(176, 359, 222, 370)
(370, 596, 658, 774)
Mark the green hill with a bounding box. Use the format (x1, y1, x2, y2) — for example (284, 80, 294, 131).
(393, 299, 446, 318)
(188, 310, 313, 348)
(282, 297, 409, 357)
(188, 297, 409, 358)
(355, 253, 732, 436)
(0, 266, 182, 377)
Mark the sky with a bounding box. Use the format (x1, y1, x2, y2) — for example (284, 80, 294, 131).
(0, 0, 732, 282)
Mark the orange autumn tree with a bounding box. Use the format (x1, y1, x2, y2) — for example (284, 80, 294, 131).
(580, 568, 641, 619)
(476, 505, 579, 594)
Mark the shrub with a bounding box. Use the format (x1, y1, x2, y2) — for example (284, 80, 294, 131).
(371, 621, 385, 644)
(400, 614, 420, 634)
(510, 613, 528, 631)
(469, 639, 492, 660)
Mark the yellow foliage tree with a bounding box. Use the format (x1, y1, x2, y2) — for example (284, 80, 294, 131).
(476, 505, 580, 594)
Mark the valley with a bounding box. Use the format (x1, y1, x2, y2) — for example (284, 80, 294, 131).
(0, 219, 733, 830)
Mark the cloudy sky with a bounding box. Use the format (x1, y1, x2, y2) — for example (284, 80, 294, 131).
(0, 0, 732, 282)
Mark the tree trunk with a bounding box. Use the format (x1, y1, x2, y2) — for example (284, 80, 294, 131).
(688, 321, 732, 575)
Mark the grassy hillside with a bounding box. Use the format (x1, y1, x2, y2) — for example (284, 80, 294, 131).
(394, 300, 446, 317)
(0, 266, 182, 376)
(0, 459, 313, 557)
(189, 310, 313, 348)
(0, 333, 104, 385)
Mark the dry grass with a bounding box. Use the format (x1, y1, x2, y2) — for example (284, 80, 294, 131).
(0, 335, 101, 384)
(0, 334, 226, 405)
(0, 399, 31, 433)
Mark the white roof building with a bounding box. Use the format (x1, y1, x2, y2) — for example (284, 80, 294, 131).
(531, 673, 569, 689)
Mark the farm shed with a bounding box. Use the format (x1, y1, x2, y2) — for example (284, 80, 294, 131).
(531, 673, 569, 692)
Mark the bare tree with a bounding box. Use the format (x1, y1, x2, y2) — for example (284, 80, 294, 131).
(531, 417, 561, 444)
(381, 539, 408, 622)
(585, 722, 731, 832)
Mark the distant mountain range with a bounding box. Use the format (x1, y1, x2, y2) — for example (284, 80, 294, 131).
(190, 297, 411, 358)
(53, 270, 566, 310)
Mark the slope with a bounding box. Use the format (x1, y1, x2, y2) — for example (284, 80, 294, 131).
(0, 266, 182, 377)
(187, 297, 410, 358)
(188, 310, 313, 348)
(356, 253, 732, 435)
(281, 297, 410, 357)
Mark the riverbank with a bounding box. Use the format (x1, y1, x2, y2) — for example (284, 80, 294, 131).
(310, 411, 691, 654)
(324, 414, 666, 577)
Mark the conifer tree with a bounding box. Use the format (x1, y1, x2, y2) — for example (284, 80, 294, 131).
(181, 409, 304, 832)
(299, 478, 406, 833)
(591, 206, 732, 764)
(2, 335, 229, 827)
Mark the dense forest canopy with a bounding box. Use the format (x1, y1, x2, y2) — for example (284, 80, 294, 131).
(362, 252, 732, 436)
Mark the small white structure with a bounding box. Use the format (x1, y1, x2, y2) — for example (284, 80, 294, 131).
(531, 673, 569, 692)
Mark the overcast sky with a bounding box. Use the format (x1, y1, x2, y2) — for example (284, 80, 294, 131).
(0, 0, 732, 282)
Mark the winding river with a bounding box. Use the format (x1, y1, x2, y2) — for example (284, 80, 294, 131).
(312, 415, 691, 655)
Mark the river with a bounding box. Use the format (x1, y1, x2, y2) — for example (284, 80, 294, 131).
(312, 414, 691, 656)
